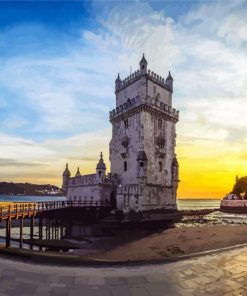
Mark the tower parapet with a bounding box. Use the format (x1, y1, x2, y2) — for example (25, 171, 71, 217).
(115, 69, 173, 93)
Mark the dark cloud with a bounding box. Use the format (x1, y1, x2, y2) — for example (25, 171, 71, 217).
(68, 156, 98, 162)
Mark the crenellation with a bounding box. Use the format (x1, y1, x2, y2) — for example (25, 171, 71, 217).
(109, 95, 179, 121)
(115, 65, 172, 94)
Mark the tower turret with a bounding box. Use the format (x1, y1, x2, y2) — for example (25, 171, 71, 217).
(139, 53, 147, 74)
(62, 163, 71, 192)
(115, 73, 121, 92)
(96, 152, 106, 183)
(165, 71, 173, 92)
(75, 167, 81, 177)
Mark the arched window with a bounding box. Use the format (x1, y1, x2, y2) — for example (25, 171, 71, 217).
(124, 161, 127, 171)
(98, 170, 102, 176)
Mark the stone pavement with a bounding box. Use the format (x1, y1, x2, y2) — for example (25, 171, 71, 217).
(1, 247, 247, 296)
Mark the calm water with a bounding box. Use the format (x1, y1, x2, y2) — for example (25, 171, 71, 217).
(0, 195, 66, 203)
(177, 199, 221, 210)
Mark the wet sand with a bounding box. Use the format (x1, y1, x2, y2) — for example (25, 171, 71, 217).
(78, 224, 247, 261)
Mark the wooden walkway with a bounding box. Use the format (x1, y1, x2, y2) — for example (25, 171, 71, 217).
(0, 201, 111, 249)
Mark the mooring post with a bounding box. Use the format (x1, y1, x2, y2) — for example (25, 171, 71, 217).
(6, 218, 11, 248)
(19, 217, 23, 248)
(30, 216, 34, 250)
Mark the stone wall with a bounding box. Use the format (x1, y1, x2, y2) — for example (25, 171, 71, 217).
(67, 183, 112, 203)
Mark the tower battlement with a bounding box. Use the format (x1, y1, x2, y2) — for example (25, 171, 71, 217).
(109, 95, 179, 121)
(115, 69, 172, 93)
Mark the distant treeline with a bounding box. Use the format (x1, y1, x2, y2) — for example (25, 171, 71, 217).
(0, 182, 63, 196)
(232, 176, 247, 198)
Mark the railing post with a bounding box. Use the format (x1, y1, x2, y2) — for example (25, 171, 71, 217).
(30, 216, 34, 250)
(6, 218, 11, 248)
(19, 217, 23, 248)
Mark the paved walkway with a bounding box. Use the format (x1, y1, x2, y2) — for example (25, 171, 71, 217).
(1, 247, 247, 296)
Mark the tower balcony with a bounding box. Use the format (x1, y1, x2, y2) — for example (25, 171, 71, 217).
(109, 96, 179, 122)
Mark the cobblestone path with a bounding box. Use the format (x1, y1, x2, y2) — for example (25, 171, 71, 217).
(1, 247, 247, 295)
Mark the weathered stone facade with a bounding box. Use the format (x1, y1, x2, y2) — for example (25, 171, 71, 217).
(62, 55, 179, 213)
(109, 54, 179, 213)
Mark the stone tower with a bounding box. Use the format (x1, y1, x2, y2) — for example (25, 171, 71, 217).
(109, 54, 179, 213)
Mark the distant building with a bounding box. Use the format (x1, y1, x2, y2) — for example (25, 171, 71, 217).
(62, 54, 179, 213)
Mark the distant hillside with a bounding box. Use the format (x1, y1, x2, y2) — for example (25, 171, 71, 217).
(0, 182, 63, 196)
(232, 176, 247, 197)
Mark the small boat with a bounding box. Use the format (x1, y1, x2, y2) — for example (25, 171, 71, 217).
(220, 193, 247, 213)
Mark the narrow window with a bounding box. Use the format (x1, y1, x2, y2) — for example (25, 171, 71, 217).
(159, 162, 162, 172)
(98, 170, 102, 176)
(140, 161, 144, 167)
(124, 119, 128, 129)
(124, 161, 127, 171)
(123, 140, 128, 148)
(158, 119, 162, 130)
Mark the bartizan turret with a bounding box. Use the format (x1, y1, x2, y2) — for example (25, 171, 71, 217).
(96, 152, 106, 183)
(62, 163, 71, 193)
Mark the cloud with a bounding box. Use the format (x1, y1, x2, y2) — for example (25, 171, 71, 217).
(0, 158, 44, 168)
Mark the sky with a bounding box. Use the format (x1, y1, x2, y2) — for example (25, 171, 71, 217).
(0, 0, 247, 199)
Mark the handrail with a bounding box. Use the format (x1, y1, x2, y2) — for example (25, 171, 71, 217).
(0, 200, 111, 219)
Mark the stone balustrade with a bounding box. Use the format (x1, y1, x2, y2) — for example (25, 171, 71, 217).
(109, 96, 179, 120)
